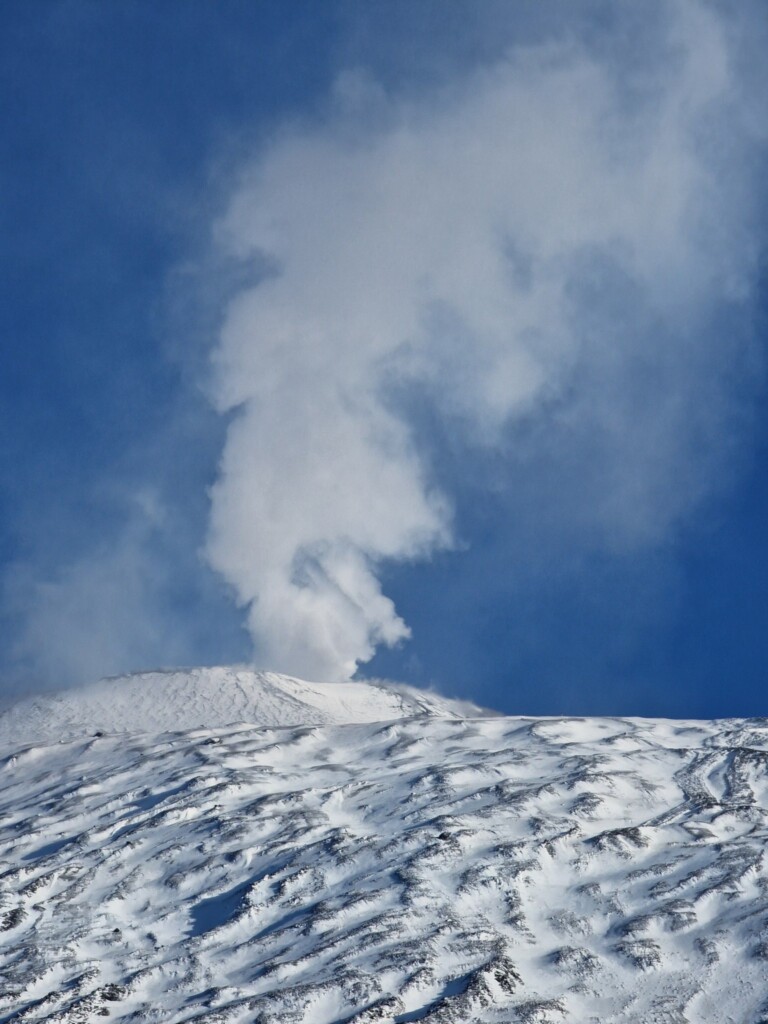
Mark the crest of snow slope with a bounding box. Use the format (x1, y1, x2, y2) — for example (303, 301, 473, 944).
(1, 676, 768, 1022)
(0, 668, 481, 745)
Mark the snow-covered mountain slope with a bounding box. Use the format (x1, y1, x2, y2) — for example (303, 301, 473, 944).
(1, 676, 768, 1023)
(0, 667, 483, 744)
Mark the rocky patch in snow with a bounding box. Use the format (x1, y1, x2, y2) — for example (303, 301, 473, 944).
(0, 677, 767, 1021)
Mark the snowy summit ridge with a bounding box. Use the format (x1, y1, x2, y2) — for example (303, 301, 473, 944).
(1, 669, 768, 1022)
(0, 667, 485, 744)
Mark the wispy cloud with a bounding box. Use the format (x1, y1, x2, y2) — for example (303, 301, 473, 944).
(205, 1, 764, 681)
(2, 482, 248, 696)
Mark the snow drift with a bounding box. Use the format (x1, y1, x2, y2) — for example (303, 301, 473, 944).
(1, 671, 767, 1022)
(0, 667, 485, 745)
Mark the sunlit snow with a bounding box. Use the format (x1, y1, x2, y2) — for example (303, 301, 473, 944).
(1, 671, 767, 1022)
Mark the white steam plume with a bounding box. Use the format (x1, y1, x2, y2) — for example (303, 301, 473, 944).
(205, 2, 762, 681)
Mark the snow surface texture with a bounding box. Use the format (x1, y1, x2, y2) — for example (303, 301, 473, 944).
(0, 668, 482, 745)
(1, 673, 768, 1022)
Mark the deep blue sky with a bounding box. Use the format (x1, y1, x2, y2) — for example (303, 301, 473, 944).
(1, 1, 767, 716)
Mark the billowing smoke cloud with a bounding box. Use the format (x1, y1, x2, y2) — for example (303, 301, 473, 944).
(205, 1, 763, 681)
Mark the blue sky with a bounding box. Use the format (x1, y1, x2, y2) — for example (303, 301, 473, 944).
(1, 1, 767, 716)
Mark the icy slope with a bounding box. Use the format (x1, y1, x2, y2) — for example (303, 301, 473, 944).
(1, 679, 768, 1022)
(0, 667, 481, 744)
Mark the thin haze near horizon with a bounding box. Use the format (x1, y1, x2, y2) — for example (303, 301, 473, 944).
(1, 1, 767, 717)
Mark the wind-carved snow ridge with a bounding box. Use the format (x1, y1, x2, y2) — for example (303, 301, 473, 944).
(1, 676, 768, 1022)
(0, 668, 482, 745)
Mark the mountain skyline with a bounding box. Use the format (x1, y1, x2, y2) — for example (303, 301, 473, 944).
(2, 667, 768, 1021)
